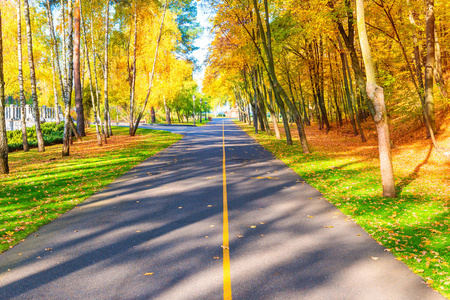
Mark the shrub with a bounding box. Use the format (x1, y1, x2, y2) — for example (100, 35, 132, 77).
(7, 122, 66, 152)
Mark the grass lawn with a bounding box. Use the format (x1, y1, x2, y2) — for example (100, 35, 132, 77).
(237, 121, 450, 298)
(0, 126, 182, 253)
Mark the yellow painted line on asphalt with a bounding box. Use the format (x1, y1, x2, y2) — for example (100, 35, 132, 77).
(222, 122, 232, 300)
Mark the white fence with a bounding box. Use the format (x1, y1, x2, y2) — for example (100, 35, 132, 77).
(5, 104, 63, 131)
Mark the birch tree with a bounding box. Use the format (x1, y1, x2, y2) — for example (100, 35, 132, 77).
(356, 0, 395, 197)
(104, 2, 111, 137)
(23, 0, 44, 152)
(0, 8, 8, 174)
(89, 5, 107, 144)
(74, 0, 85, 136)
(62, 0, 74, 156)
(128, 0, 138, 136)
(17, 0, 28, 151)
(131, 0, 168, 136)
(81, 5, 102, 146)
(424, 0, 436, 135)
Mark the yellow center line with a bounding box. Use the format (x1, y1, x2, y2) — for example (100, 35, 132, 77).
(222, 122, 232, 300)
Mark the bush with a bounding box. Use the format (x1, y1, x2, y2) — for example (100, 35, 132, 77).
(7, 122, 66, 152)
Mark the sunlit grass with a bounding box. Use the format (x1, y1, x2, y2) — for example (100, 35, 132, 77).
(0, 126, 182, 253)
(237, 122, 450, 298)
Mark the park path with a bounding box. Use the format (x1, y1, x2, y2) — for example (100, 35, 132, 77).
(0, 119, 444, 299)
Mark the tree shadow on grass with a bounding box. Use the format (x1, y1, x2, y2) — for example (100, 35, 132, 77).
(396, 144, 433, 195)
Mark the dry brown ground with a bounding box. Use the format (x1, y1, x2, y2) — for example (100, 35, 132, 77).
(269, 110, 450, 200)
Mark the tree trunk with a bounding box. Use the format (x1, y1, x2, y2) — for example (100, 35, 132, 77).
(129, 1, 138, 136)
(90, 9, 107, 145)
(297, 74, 311, 126)
(353, 91, 367, 142)
(252, 0, 304, 149)
(17, 0, 29, 151)
(330, 0, 376, 119)
(356, 0, 395, 197)
(329, 51, 343, 127)
(338, 37, 358, 135)
(344, 50, 367, 142)
(50, 47, 60, 125)
(164, 96, 171, 124)
(103, 2, 111, 137)
(434, 27, 447, 98)
(254, 71, 270, 135)
(46, 0, 64, 105)
(81, 8, 102, 146)
(74, 0, 85, 136)
(253, 96, 258, 133)
(69, 117, 81, 142)
(315, 40, 330, 133)
(61, 0, 67, 86)
(151, 107, 156, 123)
(379, 3, 437, 140)
(424, 0, 436, 135)
(0, 9, 8, 174)
(176, 109, 181, 123)
(24, 0, 44, 152)
(273, 90, 293, 145)
(409, 9, 424, 92)
(267, 89, 281, 139)
(62, 0, 74, 156)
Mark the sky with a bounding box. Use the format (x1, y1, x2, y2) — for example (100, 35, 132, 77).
(192, 1, 230, 113)
(192, 0, 214, 91)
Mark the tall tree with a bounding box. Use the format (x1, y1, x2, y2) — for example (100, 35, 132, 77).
(104, 2, 111, 137)
(356, 0, 395, 198)
(0, 8, 8, 174)
(329, 0, 376, 119)
(424, 0, 437, 135)
(433, 27, 447, 99)
(170, 0, 202, 63)
(45, 0, 64, 100)
(50, 47, 60, 125)
(62, 0, 74, 156)
(128, 0, 137, 136)
(17, 0, 28, 151)
(61, 0, 67, 85)
(74, 0, 85, 136)
(252, 0, 310, 153)
(338, 37, 358, 136)
(23, 0, 44, 152)
(81, 5, 103, 146)
(90, 5, 107, 144)
(131, 0, 168, 136)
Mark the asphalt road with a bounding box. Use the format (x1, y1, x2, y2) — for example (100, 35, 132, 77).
(0, 119, 444, 299)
